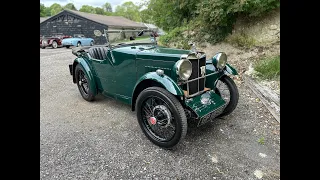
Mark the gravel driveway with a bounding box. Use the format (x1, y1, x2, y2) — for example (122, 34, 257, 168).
(40, 47, 280, 180)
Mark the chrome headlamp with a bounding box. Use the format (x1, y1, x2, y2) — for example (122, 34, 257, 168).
(175, 59, 192, 81)
(212, 52, 227, 70)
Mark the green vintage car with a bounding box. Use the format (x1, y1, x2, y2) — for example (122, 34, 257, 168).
(68, 30, 239, 148)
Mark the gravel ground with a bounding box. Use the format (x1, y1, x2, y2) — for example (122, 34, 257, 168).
(40, 47, 280, 180)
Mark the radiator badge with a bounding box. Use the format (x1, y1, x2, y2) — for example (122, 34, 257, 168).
(200, 66, 206, 77)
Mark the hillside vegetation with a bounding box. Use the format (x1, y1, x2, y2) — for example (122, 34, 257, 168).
(147, 0, 280, 46)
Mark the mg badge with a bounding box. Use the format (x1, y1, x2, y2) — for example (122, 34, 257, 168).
(200, 66, 206, 77)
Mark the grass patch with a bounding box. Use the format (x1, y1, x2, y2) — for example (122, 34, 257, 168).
(254, 55, 280, 80)
(258, 137, 265, 145)
(227, 33, 257, 48)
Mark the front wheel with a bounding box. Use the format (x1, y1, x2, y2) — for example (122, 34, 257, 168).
(77, 42, 81, 47)
(52, 41, 58, 49)
(215, 76, 239, 117)
(136, 87, 187, 149)
(66, 45, 70, 49)
(75, 64, 95, 101)
(90, 41, 94, 46)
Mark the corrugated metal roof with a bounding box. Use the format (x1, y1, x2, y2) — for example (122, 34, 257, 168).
(65, 10, 146, 29)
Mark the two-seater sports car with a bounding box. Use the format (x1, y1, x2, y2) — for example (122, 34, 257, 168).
(62, 34, 94, 48)
(40, 34, 71, 49)
(68, 31, 239, 149)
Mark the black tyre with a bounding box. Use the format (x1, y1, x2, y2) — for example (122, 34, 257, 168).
(77, 42, 81, 47)
(215, 75, 239, 117)
(52, 41, 58, 49)
(75, 64, 95, 101)
(90, 41, 94, 46)
(66, 45, 70, 49)
(136, 87, 187, 149)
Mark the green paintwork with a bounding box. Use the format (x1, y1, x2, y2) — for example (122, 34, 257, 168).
(73, 57, 97, 96)
(133, 72, 184, 98)
(225, 63, 238, 75)
(185, 90, 226, 118)
(204, 63, 224, 89)
(71, 44, 238, 114)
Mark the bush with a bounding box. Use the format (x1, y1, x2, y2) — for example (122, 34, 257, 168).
(254, 55, 280, 80)
(194, 0, 280, 44)
(226, 33, 257, 48)
(149, 0, 280, 44)
(159, 26, 190, 49)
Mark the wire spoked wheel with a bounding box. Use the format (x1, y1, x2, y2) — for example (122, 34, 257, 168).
(142, 96, 176, 141)
(215, 76, 239, 117)
(215, 79, 231, 105)
(136, 87, 187, 148)
(75, 64, 95, 101)
(78, 70, 89, 95)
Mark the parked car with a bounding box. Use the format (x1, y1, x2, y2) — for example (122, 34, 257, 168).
(40, 34, 71, 49)
(62, 34, 94, 48)
(68, 30, 239, 149)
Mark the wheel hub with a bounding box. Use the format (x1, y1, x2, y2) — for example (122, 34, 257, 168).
(152, 105, 171, 127)
(149, 117, 157, 125)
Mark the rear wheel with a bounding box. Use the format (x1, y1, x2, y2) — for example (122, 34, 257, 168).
(90, 41, 94, 46)
(77, 42, 81, 47)
(136, 87, 187, 149)
(215, 76, 239, 117)
(66, 45, 70, 49)
(75, 64, 95, 101)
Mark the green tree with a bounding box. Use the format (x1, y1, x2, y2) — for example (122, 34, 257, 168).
(40, 3, 46, 17)
(146, 0, 199, 31)
(95, 7, 105, 15)
(45, 7, 51, 16)
(64, 3, 77, 11)
(103, 2, 113, 12)
(140, 9, 153, 23)
(50, 3, 63, 16)
(79, 5, 96, 14)
(147, 0, 279, 43)
(114, 1, 141, 22)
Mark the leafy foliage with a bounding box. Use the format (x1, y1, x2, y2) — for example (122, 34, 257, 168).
(226, 33, 257, 48)
(79, 5, 96, 14)
(64, 3, 77, 11)
(103, 2, 113, 13)
(254, 55, 280, 80)
(50, 3, 63, 16)
(95, 7, 105, 15)
(40, 3, 46, 17)
(159, 26, 190, 49)
(40, 1, 117, 17)
(146, 0, 280, 44)
(114, 2, 142, 22)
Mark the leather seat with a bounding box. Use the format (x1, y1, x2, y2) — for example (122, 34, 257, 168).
(88, 47, 108, 60)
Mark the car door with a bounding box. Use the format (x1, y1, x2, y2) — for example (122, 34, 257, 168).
(82, 38, 91, 46)
(90, 48, 116, 94)
(110, 50, 137, 99)
(90, 47, 137, 102)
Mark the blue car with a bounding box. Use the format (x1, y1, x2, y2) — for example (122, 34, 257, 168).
(62, 34, 94, 48)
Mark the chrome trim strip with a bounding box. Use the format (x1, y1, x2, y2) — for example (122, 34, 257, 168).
(187, 90, 206, 98)
(180, 72, 219, 84)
